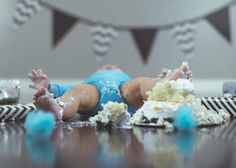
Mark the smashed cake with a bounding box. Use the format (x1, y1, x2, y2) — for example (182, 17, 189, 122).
(130, 79, 230, 128)
(89, 101, 131, 127)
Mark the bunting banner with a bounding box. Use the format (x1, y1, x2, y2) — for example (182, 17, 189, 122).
(131, 29, 158, 63)
(206, 8, 231, 42)
(170, 21, 196, 60)
(52, 9, 78, 47)
(90, 24, 118, 61)
(12, 0, 235, 64)
(13, 0, 43, 29)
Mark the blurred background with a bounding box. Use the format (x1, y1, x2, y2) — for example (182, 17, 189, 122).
(0, 0, 236, 79)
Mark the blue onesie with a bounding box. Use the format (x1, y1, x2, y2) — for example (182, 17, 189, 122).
(48, 70, 136, 115)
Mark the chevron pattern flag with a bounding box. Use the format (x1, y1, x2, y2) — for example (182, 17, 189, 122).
(170, 21, 196, 59)
(13, 0, 44, 29)
(0, 104, 36, 121)
(201, 97, 236, 117)
(90, 24, 118, 61)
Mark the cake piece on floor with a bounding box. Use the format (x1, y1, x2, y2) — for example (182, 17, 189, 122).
(89, 101, 131, 127)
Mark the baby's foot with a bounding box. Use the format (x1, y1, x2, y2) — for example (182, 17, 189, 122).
(165, 62, 192, 80)
(33, 88, 63, 121)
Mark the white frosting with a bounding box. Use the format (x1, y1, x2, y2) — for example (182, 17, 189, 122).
(133, 77, 230, 127)
(130, 101, 181, 125)
(141, 101, 180, 119)
(147, 79, 195, 103)
(169, 79, 194, 93)
(131, 98, 230, 127)
(192, 100, 230, 126)
(89, 101, 130, 126)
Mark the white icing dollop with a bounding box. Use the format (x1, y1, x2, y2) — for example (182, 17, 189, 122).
(192, 99, 230, 126)
(130, 101, 181, 126)
(169, 79, 194, 93)
(89, 101, 130, 126)
(142, 101, 180, 120)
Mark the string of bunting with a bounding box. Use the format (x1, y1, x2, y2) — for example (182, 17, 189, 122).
(12, 0, 235, 63)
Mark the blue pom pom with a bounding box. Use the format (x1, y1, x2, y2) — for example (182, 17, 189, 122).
(24, 110, 56, 138)
(174, 105, 196, 131)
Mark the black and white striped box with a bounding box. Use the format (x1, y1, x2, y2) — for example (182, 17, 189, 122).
(0, 104, 36, 121)
(201, 97, 236, 117)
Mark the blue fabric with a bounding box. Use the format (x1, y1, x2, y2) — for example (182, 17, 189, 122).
(49, 70, 136, 115)
(83, 70, 132, 114)
(49, 83, 76, 98)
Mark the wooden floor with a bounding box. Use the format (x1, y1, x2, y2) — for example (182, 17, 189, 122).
(1, 120, 236, 168)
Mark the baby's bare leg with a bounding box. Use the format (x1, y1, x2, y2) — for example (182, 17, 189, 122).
(34, 84, 99, 121)
(59, 84, 99, 120)
(120, 77, 157, 109)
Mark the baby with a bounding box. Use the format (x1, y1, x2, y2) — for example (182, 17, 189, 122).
(28, 63, 192, 121)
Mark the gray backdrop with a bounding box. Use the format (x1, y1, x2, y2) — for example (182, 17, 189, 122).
(0, 0, 236, 79)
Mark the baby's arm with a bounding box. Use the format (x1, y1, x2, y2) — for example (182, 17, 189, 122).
(120, 77, 157, 109)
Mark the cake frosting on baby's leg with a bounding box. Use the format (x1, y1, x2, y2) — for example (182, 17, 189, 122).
(59, 84, 99, 120)
(34, 84, 99, 121)
(33, 88, 63, 120)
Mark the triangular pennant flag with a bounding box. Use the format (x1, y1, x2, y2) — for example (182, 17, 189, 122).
(206, 7, 231, 42)
(53, 9, 78, 47)
(13, 0, 44, 29)
(131, 29, 157, 64)
(90, 24, 118, 61)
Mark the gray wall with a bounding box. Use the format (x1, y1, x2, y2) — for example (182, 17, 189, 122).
(0, 0, 236, 79)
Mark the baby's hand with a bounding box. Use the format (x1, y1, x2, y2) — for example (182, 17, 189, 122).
(28, 69, 49, 90)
